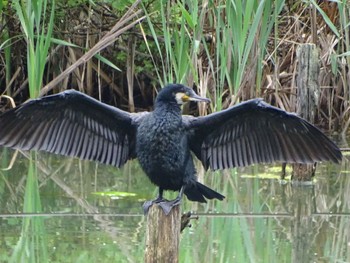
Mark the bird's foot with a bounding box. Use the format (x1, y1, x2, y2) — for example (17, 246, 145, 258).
(142, 197, 181, 216)
(157, 198, 181, 215)
(142, 196, 164, 215)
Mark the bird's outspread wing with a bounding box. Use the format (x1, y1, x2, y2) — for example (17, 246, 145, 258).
(0, 90, 148, 167)
(183, 98, 342, 170)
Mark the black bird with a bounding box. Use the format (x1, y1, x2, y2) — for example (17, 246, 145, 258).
(0, 84, 342, 214)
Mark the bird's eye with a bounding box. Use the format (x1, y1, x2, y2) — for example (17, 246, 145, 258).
(185, 91, 190, 96)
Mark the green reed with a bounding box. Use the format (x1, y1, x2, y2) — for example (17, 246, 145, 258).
(14, 0, 55, 98)
(10, 157, 48, 263)
(143, 0, 284, 111)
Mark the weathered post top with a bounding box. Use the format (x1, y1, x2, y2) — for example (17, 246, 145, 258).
(144, 204, 181, 263)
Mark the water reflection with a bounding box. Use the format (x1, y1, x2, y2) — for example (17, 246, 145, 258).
(0, 147, 349, 262)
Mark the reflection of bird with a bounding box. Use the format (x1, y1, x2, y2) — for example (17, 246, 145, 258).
(0, 84, 342, 214)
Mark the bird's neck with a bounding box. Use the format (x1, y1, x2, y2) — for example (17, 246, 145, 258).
(154, 101, 182, 119)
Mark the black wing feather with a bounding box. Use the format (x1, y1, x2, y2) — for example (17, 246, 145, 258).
(184, 98, 342, 170)
(0, 90, 145, 167)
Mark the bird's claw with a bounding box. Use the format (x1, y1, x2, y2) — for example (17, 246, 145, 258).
(158, 198, 181, 215)
(142, 198, 181, 215)
(142, 200, 155, 215)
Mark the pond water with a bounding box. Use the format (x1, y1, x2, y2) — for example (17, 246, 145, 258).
(0, 146, 349, 263)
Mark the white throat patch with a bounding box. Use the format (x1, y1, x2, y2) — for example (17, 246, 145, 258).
(175, 92, 186, 104)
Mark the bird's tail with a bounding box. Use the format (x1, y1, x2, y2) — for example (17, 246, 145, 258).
(184, 182, 225, 203)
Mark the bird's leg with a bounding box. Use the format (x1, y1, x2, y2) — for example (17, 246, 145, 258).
(143, 187, 185, 215)
(157, 186, 185, 215)
(142, 188, 166, 215)
(154, 188, 165, 203)
(174, 185, 185, 203)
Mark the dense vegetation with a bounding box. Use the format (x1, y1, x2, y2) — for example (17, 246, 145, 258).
(0, 1, 349, 262)
(0, 0, 349, 133)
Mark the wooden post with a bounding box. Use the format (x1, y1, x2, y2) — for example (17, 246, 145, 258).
(144, 204, 181, 263)
(292, 44, 320, 181)
(296, 44, 319, 124)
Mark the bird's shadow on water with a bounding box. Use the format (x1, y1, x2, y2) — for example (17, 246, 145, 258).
(0, 148, 349, 262)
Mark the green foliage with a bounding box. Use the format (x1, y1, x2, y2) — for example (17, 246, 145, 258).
(10, 155, 48, 263)
(0, 0, 348, 129)
(13, 0, 55, 98)
(142, 0, 203, 86)
(142, 0, 284, 110)
(0, 0, 11, 94)
(109, 0, 134, 11)
(310, 0, 339, 37)
(335, 0, 350, 101)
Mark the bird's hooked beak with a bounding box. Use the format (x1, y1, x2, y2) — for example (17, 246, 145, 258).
(187, 92, 211, 103)
(177, 90, 211, 104)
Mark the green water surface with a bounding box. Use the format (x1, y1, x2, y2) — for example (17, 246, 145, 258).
(0, 147, 348, 263)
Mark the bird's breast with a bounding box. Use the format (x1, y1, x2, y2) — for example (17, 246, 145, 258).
(136, 115, 188, 181)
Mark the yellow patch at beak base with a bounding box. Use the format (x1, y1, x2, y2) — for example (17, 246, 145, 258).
(182, 94, 190, 101)
(175, 92, 189, 104)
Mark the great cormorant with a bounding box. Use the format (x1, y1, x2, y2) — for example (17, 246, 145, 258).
(0, 84, 342, 214)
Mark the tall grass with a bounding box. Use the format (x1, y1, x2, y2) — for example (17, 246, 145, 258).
(0, 1, 348, 131)
(336, 0, 350, 134)
(0, 1, 12, 96)
(140, 0, 350, 133)
(142, 0, 349, 132)
(13, 0, 55, 98)
(142, 0, 202, 86)
(7, 1, 54, 261)
(10, 158, 48, 263)
(142, 0, 284, 112)
(211, 0, 285, 109)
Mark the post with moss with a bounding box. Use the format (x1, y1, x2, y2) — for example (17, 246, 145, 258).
(144, 204, 181, 263)
(292, 44, 320, 181)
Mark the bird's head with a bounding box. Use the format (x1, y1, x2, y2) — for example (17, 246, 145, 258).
(156, 84, 211, 106)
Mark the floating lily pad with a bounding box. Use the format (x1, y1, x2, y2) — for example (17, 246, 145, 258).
(92, 191, 137, 198)
(240, 173, 281, 179)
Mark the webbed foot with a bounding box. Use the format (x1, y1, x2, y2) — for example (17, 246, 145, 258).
(142, 196, 164, 215)
(157, 198, 181, 215)
(143, 186, 185, 215)
(142, 197, 181, 215)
